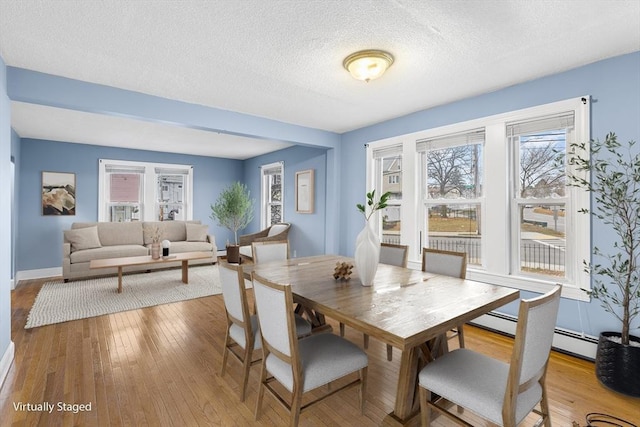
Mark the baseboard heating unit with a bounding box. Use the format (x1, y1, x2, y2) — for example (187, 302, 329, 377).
(471, 312, 598, 360)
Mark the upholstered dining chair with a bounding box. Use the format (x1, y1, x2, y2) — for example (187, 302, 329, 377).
(239, 222, 291, 261)
(341, 243, 409, 361)
(422, 248, 467, 349)
(252, 273, 369, 427)
(219, 261, 311, 402)
(418, 285, 561, 427)
(251, 240, 289, 264)
(379, 242, 409, 268)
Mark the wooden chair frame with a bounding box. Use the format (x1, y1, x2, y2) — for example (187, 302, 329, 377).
(419, 285, 561, 427)
(220, 261, 259, 402)
(253, 274, 367, 427)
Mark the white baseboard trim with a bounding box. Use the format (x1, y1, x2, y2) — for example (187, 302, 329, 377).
(0, 341, 15, 392)
(471, 312, 598, 360)
(15, 267, 62, 285)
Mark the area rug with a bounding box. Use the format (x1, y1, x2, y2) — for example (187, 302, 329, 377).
(25, 265, 236, 329)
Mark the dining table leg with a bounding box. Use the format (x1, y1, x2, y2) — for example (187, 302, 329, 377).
(387, 335, 448, 425)
(390, 345, 421, 423)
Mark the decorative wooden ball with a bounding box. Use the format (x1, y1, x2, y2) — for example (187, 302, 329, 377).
(333, 262, 354, 281)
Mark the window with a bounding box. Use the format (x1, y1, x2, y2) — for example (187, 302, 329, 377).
(508, 114, 573, 279)
(261, 162, 284, 228)
(156, 167, 188, 221)
(372, 145, 402, 245)
(418, 129, 484, 266)
(366, 97, 590, 300)
(99, 159, 193, 222)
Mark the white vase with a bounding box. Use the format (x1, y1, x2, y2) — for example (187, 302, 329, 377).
(354, 220, 380, 286)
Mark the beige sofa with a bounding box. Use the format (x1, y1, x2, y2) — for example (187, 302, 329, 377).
(63, 220, 217, 281)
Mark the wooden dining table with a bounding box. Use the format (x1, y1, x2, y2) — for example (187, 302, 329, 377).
(250, 254, 520, 425)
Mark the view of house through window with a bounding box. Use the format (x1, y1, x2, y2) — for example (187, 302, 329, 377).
(105, 166, 144, 222)
(156, 169, 187, 221)
(261, 162, 283, 228)
(376, 148, 402, 245)
(98, 159, 193, 222)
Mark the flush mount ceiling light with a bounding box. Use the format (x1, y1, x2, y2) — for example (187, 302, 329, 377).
(343, 49, 394, 82)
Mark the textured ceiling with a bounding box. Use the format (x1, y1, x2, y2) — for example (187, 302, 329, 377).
(1, 0, 639, 158)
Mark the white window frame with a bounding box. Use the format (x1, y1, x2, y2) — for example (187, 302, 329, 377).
(98, 159, 194, 222)
(260, 161, 284, 229)
(366, 97, 590, 300)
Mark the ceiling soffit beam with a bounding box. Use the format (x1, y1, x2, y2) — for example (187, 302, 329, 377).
(6, 67, 340, 150)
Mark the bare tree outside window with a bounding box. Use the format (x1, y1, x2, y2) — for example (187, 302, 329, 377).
(519, 131, 566, 199)
(424, 142, 483, 265)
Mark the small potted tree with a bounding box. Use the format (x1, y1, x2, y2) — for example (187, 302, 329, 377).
(568, 132, 640, 397)
(210, 182, 255, 263)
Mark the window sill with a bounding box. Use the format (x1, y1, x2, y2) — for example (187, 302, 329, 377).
(466, 269, 589, 301)
(406, 260, 588, 301)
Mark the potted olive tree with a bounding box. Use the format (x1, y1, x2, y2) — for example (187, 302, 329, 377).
(568, 132, 640, 397)
(210, 182, 255, 263)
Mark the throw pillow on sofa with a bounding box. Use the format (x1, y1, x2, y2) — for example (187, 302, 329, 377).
(64, 226, 102, 251)
(186, 223, 208, 242)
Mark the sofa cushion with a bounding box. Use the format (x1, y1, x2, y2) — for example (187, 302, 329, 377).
(163, 241, 214, 254)
(70, 245, 149, 264)
(186, 223, 208, 242)
(142, 220, 201, 244)
(268, 223, 289, 237)
(64, 226, 102, 251)
(72, 221, 144, 246)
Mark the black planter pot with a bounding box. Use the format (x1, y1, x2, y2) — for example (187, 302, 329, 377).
(595, 331, 640, 397)
(226, 245, 240, 264)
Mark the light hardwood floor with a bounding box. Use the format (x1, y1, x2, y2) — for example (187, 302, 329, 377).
(1, 273, 638, 426)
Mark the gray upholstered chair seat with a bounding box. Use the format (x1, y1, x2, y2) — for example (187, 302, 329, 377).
(418, 348, 542, 425)
(266, 333, 368, 393)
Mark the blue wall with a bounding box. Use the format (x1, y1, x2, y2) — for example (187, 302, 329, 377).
(17, 139, 243, 270)
(243, 145, 328, 257)
(339, 52, 640, 338)
(0, 54, 12, 379)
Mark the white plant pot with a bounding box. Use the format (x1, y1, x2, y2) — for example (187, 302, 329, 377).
(354, 220, 380, 286)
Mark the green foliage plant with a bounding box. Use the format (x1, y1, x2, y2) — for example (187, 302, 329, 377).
(568, 132, 640, 345)
(357, 190, 392, 221)
(210, 182, 255, 245)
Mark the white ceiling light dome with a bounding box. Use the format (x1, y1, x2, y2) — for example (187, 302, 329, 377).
(343, 50, 394, 82)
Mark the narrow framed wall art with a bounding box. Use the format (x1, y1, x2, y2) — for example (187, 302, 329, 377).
(295, 169, 314, 214)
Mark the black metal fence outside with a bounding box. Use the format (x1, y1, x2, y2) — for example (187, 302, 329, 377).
(382, 234, 565, 274)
